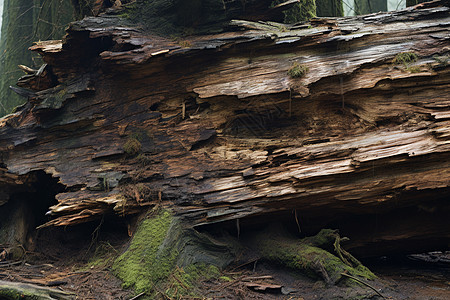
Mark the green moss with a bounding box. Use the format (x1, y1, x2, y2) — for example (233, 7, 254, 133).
(393, 52, 418, 66)
(165, 263, 221, 298)
(119, 1, 138, 19)
(256, 228, 375, 284)
(288, 62, 309, 78)
(219, 275, 233, 282)
(112, 211, 227, 298)
(271, 0, 317, 23)
(406, 66, 421, 73)
(123, 137, 142, 156)
(113, 210, 177, 294)
(393, 52, 421, 73)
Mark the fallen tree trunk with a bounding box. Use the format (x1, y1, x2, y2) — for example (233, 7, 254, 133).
(0, 1, 449, 256)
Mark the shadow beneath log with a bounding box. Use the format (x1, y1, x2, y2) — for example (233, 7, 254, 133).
(0, 171, 64, 254)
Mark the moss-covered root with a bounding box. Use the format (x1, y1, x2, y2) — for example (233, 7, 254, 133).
(112, 210, 234, 298)
(0, 280, 75, 300)
(256, 228, 375, 285)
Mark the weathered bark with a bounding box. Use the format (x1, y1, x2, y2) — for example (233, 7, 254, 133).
(0, 1, 449, 256)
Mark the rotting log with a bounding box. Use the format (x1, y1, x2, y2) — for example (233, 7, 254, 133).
(0, 1, 449, 256)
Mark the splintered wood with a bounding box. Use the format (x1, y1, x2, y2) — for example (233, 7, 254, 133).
(0, 1, 449, 254)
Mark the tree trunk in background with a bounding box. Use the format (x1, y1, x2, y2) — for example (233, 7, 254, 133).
(272, 0, 317, 23)
(355, 0, 387, 14)
(316, 0, 343, 17)
(0, 0, 74, 116)
(407, 0, 431, 6)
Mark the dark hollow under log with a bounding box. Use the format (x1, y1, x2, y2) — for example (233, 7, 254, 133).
(0, 1, 449, 256)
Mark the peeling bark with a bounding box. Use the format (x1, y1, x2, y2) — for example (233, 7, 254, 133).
(0, 1, 449, 255)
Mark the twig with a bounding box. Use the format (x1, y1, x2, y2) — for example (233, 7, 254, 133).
(0, 261, 23, 267)
(340, 273, 386, 299)
(171, 272, 189, 290)
(85, 216, 104, 256)
(68, 271, 91, 276)
(229, 258, 260, 272)
(218, 275, 245, 291)
(128, 292, 145, 300)
(18, 273, 45, 278)
(289, 88, 292, 117)
(242, 275, 273, 281)
(181, 101, 186, 119)
(236, 218, 240, 239)
(46, 280, 67, 287)
(154, 286, 172, 300)
(294, 209, 301, 233)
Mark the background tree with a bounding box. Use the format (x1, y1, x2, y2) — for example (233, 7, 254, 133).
(406, 0, 430, 6)
(354, 0, 386, 14)
(316, 0, 344, 17)
(0, 0, 74, 116)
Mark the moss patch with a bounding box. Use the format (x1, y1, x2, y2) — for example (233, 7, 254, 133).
(165, 263, 220, 298)
(112, 210, 233, 298)
(123, 137, 142, 156)
(288, 62, 309, 78)
(393, 52, 418, 66)
(112, 210, 177, 293)
(393, 52, 422, 73)
(255, 228, 375, 285)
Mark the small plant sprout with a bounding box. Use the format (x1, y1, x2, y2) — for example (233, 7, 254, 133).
(393, 52, 418, 66)
(288, 62, 309, 78)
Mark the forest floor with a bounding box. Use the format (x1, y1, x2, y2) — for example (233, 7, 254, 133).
(0, 225, 449, 300)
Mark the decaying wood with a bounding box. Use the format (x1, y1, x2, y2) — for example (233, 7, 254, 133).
(0, 1, 449, 255)
(0, 279, 75, 299)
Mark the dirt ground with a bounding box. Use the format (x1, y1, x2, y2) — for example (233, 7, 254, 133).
(0, 225, 449, 300)
(200, 256, 450, 300)
(1, 255, 449, 299)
